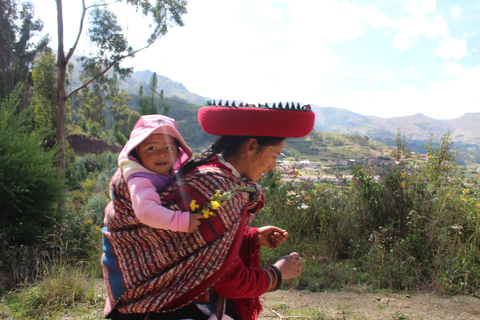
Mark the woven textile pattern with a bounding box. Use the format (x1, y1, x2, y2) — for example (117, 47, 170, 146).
(102, 165, 263, 316)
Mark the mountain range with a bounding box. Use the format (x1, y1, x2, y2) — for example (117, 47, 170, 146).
(121, 70, 208, 105)
(122, 70, 480, 152)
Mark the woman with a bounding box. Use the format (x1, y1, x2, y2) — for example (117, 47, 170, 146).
(102, 101, 315, 319)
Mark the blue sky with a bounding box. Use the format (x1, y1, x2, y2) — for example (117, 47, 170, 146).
(32, 0, 480, 120)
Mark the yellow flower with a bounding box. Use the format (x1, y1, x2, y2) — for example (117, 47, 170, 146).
(202, 209, 214, 218)
(400, 182, 405, 188)
(190, 200, 200, 211)
(324, 184, 327, 189)
(476, 203, 480, 207)
(84, 219, 93, 225)
(462, 188, 470, 194)
(461, 196, 465, 201)
(276, 181, 280, 184)
(210, 192, 222, 200)
(446, 193, 451, 197)
(210, 200, 221, 210)
(317, 188, 321, 193)
(401, 172, 406, 178)
(428, 154, 433, 158)
(306, 196, 312, 203)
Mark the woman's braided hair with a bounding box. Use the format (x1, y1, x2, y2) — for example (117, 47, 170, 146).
(175, 135, 285, 179)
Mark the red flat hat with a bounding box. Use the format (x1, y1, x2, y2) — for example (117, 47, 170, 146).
(198, 100, 315, 138)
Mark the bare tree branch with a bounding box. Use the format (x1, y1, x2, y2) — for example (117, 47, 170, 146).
(65, 0, 122, 62)
(65, 42, 152, 99)
(65, 0, 86, 62)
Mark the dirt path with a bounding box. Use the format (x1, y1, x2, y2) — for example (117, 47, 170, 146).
(91, 280, 480, 319)
(259, 290, 480, 319)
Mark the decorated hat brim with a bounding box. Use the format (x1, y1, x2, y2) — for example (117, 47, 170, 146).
(198, 104, 315, 138)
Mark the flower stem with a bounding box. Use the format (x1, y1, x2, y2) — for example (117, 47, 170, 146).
(172, 234, 188, 262)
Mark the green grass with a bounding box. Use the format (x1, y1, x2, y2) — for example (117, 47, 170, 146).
(1, 262, 103, 319)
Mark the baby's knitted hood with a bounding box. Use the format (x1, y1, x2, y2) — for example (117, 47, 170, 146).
(118, 115, 192, 172)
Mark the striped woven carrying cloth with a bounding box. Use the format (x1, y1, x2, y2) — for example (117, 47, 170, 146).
(102, 163, 264, 317)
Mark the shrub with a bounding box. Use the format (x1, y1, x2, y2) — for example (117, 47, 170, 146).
(256, 132, 480, 294)
(0, 85, 64, 247)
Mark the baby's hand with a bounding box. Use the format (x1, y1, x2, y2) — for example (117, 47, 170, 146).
(188, 213, 204, 233)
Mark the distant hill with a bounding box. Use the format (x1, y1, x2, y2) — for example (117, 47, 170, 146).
(64, 59, 480, 164)
(65, 56, 208, 105)
(308, 105, 480, 165)
(120, 70, 208, 105)
(310, 105, 480, 146)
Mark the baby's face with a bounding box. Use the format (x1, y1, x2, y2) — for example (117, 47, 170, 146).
(137, 134, 178, 175)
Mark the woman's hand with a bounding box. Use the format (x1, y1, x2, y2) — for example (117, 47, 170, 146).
(274, 252, 303, 280)
(256, 226, 289, 248)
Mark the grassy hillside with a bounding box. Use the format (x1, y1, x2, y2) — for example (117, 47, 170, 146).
(285, 132, 390, 162)
(124, 97, 480, 167)
(126, 97, 393, 161)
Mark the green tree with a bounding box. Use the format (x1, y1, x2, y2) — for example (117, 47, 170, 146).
(140, 72, 169, 115)
(148, 71, 159, 114)
(392, 129, 410, 166)
(54, 0, 187, 179)
(138, 85, 149, 115)
(81, 92, 105, 128)
(312, 131, 323, 144)
(32, 51, 57, 150)
(160, 89, 170, 116)
(128, 110, 140, 132)
(111, 89, 132, 135)
(0, 0, 17, 100)
(139, 72, 169, 116)
(424, 132, 457, 185)
(0, 0, 49, 108)
(0, 85, 63, 247)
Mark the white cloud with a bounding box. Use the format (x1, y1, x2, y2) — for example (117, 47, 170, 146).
(393, 15, 449, 51)
(451, 6, 463, 20)
(393, 32, 415, 51)
(390, 0, 450, 51)
(440, 62, 465, 77)
(425, 65, 480, 117)
(322, 64, 480, 119)
(284, 0, 393, 45)
(28, 0, 480, 120)
(400, 0, 436, 15)
(322, 86, 426, 118)
(376, 74, 392, 83)
(375, 65, 392, 83)
(435, 37, 468, 60)
(407, 65, 421, 79)
(254, 0, 288, 22)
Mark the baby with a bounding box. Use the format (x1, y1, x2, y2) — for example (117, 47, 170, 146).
(117, 114, 203, 232)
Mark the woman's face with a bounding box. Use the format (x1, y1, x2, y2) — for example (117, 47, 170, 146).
(137, 134, 178, 175)
(242, 139, 285, 181)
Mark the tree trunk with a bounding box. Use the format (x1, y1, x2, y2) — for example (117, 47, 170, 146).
(56, 0, 66, 180)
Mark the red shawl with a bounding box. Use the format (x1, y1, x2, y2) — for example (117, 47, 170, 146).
(102, 159, 264, 317)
